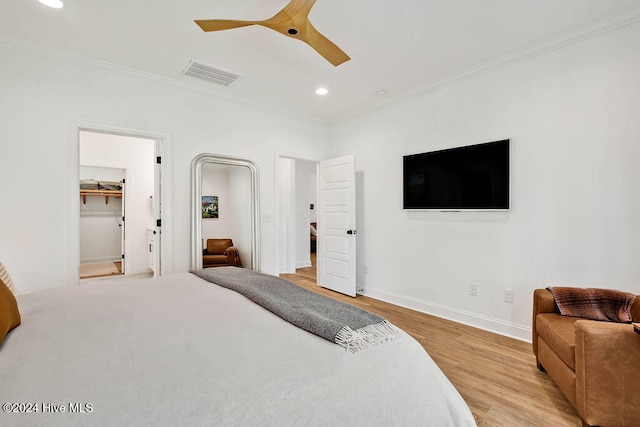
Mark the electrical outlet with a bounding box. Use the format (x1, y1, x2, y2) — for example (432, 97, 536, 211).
(469, 283, 478, 296)
(503, 289, 513, 303)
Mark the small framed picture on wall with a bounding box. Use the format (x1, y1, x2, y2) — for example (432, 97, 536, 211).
(202, 196, 219, 218)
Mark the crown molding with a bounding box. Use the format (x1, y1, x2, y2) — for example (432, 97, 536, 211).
(2, 5, 639, 127)
(329, 6, 640, 125)
(0, 35, 322, 125)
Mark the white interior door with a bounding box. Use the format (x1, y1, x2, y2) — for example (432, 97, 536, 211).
(120, 178, 126, 274)
(317, 154, 356, 297)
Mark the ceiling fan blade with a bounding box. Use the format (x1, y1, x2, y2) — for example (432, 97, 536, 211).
(195, 19, 256, 32)
(281, 0, 317, 19)
(300, 21, 350, 66)
(195, 0, 351, 67)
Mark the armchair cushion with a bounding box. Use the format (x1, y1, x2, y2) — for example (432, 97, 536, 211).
(548, 287, 635, 323)
(206, 238, 233, 255)
(204, 255, 231, 265)
(536, 313, 579, 370)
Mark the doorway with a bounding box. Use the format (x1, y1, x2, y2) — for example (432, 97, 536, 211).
(79, 166, 125, 279)
(277, 157, 318, 275)
(276, 153, 357, 297)
(78, 130, 160, 280)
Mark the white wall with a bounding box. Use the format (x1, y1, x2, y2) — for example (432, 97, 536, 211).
(278, 158, 296, 274)
(0, 42, 329, 294)
(228, 167, 253, 267)
(329, 22, 640, 340)
(202, 166, 231, 241)
(309, 167, 317, 223)
(80, 132, 155, 275)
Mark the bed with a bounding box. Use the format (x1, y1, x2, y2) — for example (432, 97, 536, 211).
(0, 269, 475, 426)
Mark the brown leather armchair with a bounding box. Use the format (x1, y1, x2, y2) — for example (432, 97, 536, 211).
(203, 239, 242, 268)
(532, 288, 640, 427)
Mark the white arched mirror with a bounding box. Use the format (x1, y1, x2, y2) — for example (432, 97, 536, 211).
(190, 153, 260, 271)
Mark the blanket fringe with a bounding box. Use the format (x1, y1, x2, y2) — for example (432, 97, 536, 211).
(335, 320, 403, 354)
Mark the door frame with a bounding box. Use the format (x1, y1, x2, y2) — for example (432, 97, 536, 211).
(66, 119, 172, 285)
(274, 151, 321, 276)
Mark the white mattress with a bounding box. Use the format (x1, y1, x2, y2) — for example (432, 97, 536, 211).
(0, 273, 475, 426)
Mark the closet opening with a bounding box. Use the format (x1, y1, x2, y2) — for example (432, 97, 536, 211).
(78, 130, 161, 281)
(79, 166, 125, 279)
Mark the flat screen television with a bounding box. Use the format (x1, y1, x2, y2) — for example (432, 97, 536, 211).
(403, 139, 510, 210)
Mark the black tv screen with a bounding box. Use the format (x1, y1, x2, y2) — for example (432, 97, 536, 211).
(403, 139, 510, 210)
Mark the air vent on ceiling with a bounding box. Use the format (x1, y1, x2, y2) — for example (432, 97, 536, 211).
(182, 60, 242, 87)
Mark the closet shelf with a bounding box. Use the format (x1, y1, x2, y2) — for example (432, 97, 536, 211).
(80, 189, 122, 205)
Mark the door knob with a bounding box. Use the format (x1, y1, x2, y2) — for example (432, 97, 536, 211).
(347, 229, 357, 235)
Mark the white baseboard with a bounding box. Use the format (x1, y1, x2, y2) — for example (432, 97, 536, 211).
(359, 285, 532, 342)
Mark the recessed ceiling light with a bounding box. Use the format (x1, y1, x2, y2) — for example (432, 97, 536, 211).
(38, 0, 64, 8)
(315, 87, 329, 96)
(375, 89, 387, 96)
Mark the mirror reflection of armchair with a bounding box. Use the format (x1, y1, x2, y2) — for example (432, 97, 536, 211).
(203, 239, 242, 268)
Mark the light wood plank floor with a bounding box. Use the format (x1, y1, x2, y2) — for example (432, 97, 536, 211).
(281, 255, 581, 426)
(79, 261, 123, 279)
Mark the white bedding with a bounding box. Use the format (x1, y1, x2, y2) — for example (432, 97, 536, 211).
(0, 273, 475, 426)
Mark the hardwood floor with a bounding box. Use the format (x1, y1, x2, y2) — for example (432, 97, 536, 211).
(79, 261, 124, 279)
(281, 255, 581, 426)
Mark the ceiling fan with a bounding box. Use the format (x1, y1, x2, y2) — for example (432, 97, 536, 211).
(195, 0, 350, 67)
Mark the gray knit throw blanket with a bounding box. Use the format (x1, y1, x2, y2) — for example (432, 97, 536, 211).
(191, 267, 403, 353)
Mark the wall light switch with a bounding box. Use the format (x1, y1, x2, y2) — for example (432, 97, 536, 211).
(503, 289, 513, 303)
(263, 213, 273, 222)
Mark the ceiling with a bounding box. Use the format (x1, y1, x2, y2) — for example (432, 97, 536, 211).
(2, 0, 640, 122)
